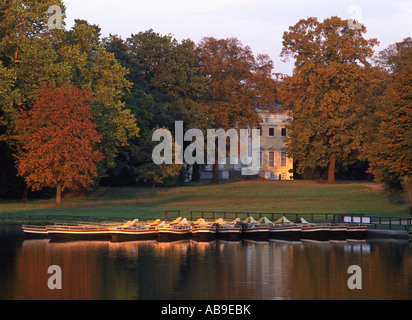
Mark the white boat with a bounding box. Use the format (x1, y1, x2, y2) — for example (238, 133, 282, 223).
(110, 219, 161, 242)
(46, 223, 115, 241)
(191, 218, 217, 242)
(158, 217, 192, 241)
(22, 225, 49, 239)
(269, 216, 302, 241)
(215, 218, 243, 241)
(241, 216, 270, 241)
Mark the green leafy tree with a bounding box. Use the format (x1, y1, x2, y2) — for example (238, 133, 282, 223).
(103, 30, 211, 187)
(135, 129, 182, 192)
(0, 2, 139, 197)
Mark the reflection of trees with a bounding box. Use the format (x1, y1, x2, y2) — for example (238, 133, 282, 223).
(7, 237, 412, 300)
(12, 240, 107, 300)
(289, 241, 412, 300)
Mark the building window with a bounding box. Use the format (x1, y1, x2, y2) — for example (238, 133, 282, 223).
(281, 152, 287, 166)
(270, 172, 275, 179)
(259, 151, 263, 167)
(269, 128, 275, 137)
(281, 173, 287, 180)
(269, 151, 275, 166)
(281, 128, 287, 137)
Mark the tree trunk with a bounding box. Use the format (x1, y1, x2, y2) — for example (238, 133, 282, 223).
(21, 185, 29, 202)
(211, 141, 220, 184)
(192, 163, 200, 182)
(212, 162, 219, 184)
(56, 184, 62, 206)
(327, 154, 336, 184)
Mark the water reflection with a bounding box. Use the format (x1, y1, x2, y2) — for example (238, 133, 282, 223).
(1, 226, 412, 300)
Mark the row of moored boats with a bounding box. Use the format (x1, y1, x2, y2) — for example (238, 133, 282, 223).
(22, 216, 367, 242)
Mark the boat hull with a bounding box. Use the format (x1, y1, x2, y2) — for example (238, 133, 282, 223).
(46, 226, 112, 241)
(157, 228, 192, 242)
(216, 228, 242, 241)
(241, 227, 270, 241)
(346, 225, 367, 240)
(328, 226, 348, 241)
(110, 229, 158, 242)
(192, 230, 216, 242)
(191, 227, 217, 242)
(300, 226, 330, 241)
(269, 226, 302, 241)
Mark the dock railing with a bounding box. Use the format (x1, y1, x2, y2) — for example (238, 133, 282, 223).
(3, 211, 412, 232)
(164, 210, 180, 222)
(189, 211, 348, 223)
(190, 211, 412, 232)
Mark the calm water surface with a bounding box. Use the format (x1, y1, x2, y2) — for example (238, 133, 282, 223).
(1, 225, 411, 300)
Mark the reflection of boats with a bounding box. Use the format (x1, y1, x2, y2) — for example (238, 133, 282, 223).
(346, 224, 367, 240)
(215, 218, 243, 241)
(191, 218, 217, 242)
(110, 219, 161, 242)
(22, 225, 49, 239)
(46, 223, 115, 241)
(157, 217, 192, 242)
(299, 218, 330, 241)
(241, 217, 270, 241)
(269, 216, 302, 242)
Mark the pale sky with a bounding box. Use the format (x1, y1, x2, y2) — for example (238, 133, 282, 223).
(63, 0, 412, 75)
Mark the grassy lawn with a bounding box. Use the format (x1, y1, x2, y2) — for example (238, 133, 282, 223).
(0, 180, 410, 223)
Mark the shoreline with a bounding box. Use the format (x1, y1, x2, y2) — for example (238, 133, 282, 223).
(3, 222, 409, 241)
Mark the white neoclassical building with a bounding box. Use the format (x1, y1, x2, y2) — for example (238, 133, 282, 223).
(199, 109, 294, 181)
(257, 109, 294, 180)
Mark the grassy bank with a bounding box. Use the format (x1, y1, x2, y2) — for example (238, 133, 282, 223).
(0, 180, 409, 223)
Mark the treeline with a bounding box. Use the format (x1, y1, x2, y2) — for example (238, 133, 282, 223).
(0, 1, 411, 209)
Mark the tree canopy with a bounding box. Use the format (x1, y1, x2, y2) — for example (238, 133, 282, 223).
(15, 85, 103, 205)
(0, 0, 410, 206)
(278, 16, 379, 183)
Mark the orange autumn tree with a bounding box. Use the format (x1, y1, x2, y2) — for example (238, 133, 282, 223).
(279, 16, 379, 183)
(15, 85, 103, 205)
(195, 37, 278, 183)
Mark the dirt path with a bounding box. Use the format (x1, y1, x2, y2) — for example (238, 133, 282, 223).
(356, 183, 384, 191)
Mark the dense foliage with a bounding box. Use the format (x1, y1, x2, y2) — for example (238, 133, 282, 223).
(0, 1, 410, 207)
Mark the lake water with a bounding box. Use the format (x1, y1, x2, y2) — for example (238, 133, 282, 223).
(1, 225, 411, 300)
